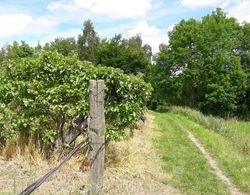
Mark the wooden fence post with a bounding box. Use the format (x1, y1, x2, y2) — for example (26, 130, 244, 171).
(88, 80, 105, 195)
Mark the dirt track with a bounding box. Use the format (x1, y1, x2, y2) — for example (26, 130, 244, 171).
(176, 122, 243, 195)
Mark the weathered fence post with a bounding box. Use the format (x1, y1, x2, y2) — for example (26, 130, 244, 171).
(88, 80, 105, 195)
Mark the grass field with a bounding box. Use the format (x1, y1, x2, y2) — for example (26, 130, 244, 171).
(152, 107, 250, 194)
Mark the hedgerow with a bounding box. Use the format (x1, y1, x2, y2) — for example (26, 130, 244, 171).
(0, 51, 152, 147)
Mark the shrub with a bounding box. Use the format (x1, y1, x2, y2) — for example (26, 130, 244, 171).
(0, 51, 152, 148)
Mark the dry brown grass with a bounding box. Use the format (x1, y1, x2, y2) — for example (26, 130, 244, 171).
(2, 141, 16, 161)
(0, 113, 180, 195)
(103, 113, 180, 195)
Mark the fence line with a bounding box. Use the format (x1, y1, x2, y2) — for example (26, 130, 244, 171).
(88, 80, 105, 195)
(19, 140, 89, 195)
(19, 80, 106, 195)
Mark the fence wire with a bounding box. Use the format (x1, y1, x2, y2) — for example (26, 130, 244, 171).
(19, 139, 89, 195)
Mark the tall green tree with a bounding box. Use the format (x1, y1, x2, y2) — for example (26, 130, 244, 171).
(0, 48, 5, 64)
(34, 42, 42, 55)
(168, 18, 201, 107)
(77, 20, 99, 63)
(147, 42, 184, 110)
(42, 38, 77, 56)
(50, 37, 77, 56)
(198, 9, 246, 116)
(7, 41, 33, 59)
(143, 44, 153, 61)
(96, 34, 150, 74)
(239, 23, 250, 117)
(155, 8, 247, 117)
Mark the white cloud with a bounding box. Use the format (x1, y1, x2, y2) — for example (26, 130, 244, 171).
(167, 24, 175, 32)
(73, 0, 94, 9)
(180, 0, 235, 9)
(34, 17, 58, 27)
(0, 14, 33, 37)
(47, 0, 78, 12)
(227, 0, 250, 23)
(98, 23, 135, 38)
(127, 21, 168, 53)
(48, 0, 153, 19)
(180, 0, 220, 8)
(180, 0, 250, 22)
(39, 28, 81, 45)
(0, 14, 59, 38)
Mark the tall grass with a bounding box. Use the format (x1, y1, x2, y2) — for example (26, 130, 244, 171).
(171, 106, 250, 155)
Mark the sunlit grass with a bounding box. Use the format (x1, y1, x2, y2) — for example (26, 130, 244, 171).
(152, 110, 229, 195)
(153, 106, 250, 193)
(171, 106, 250, 155)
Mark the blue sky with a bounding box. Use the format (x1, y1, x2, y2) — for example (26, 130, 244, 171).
(0, 0, 249, 53)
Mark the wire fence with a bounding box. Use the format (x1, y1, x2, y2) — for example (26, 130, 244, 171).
(19, 80, 105, 195)
(19, 139, 89, 195)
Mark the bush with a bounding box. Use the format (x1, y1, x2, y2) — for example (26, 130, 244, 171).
(0, 51, 152, 148)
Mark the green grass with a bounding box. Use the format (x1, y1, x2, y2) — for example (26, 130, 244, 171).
(152, 110, 230, 195)
(152, 107, 250, 194)
(171, 106, 250, 155)
(170, 107, 250, 193)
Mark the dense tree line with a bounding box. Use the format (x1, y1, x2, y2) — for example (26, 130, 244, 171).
(154, 8, 249, 118)
(0, 20, 150, 73)
(1, 8, 249, 119)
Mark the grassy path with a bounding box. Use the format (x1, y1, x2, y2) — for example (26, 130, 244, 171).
(152, 110, 230, 195)
(173, 114, 250, 193)
(171, 117, 242, 195)
(152, 108, 249, 194)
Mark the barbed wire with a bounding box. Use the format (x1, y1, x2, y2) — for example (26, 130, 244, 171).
(19, 83, 106, 194)
(19, 139, 89, 195)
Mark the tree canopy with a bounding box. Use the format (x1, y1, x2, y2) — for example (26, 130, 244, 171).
(77, 20, 99, 64)
(154, 8, 247, 117)
(96, 34, 150, 74)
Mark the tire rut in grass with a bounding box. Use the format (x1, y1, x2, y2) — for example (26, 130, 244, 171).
(153, 112, 230, 195)
(170, 115, 243, 195)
